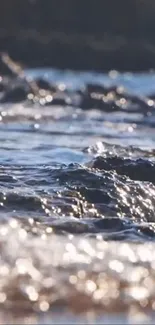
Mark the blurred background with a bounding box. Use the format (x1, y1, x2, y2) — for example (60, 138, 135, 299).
(0, 0, 155, 71)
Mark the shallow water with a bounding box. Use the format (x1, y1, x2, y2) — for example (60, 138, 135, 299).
(1, 68, 155, 323)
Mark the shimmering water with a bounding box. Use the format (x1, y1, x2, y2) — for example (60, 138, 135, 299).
(1, 68, 155, 323)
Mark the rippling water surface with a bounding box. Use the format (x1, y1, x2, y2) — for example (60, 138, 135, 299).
(1, 68, 155, 323)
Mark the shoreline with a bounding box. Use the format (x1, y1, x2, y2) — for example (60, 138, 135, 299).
(0, 30, 155, 72)
(0, 1, 155, 71)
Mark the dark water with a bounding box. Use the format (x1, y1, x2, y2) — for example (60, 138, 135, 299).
(1, 68, 155, 323)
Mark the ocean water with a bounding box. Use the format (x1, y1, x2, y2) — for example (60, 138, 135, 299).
(1, 68, 155, 323)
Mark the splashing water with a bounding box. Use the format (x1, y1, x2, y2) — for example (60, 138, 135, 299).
(0, 68, 155, 323)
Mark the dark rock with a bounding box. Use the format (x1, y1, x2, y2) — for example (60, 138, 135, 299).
(1, 86, 28, 103)
(36, 78, 56, 91)
(90, 156, 155, 183)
